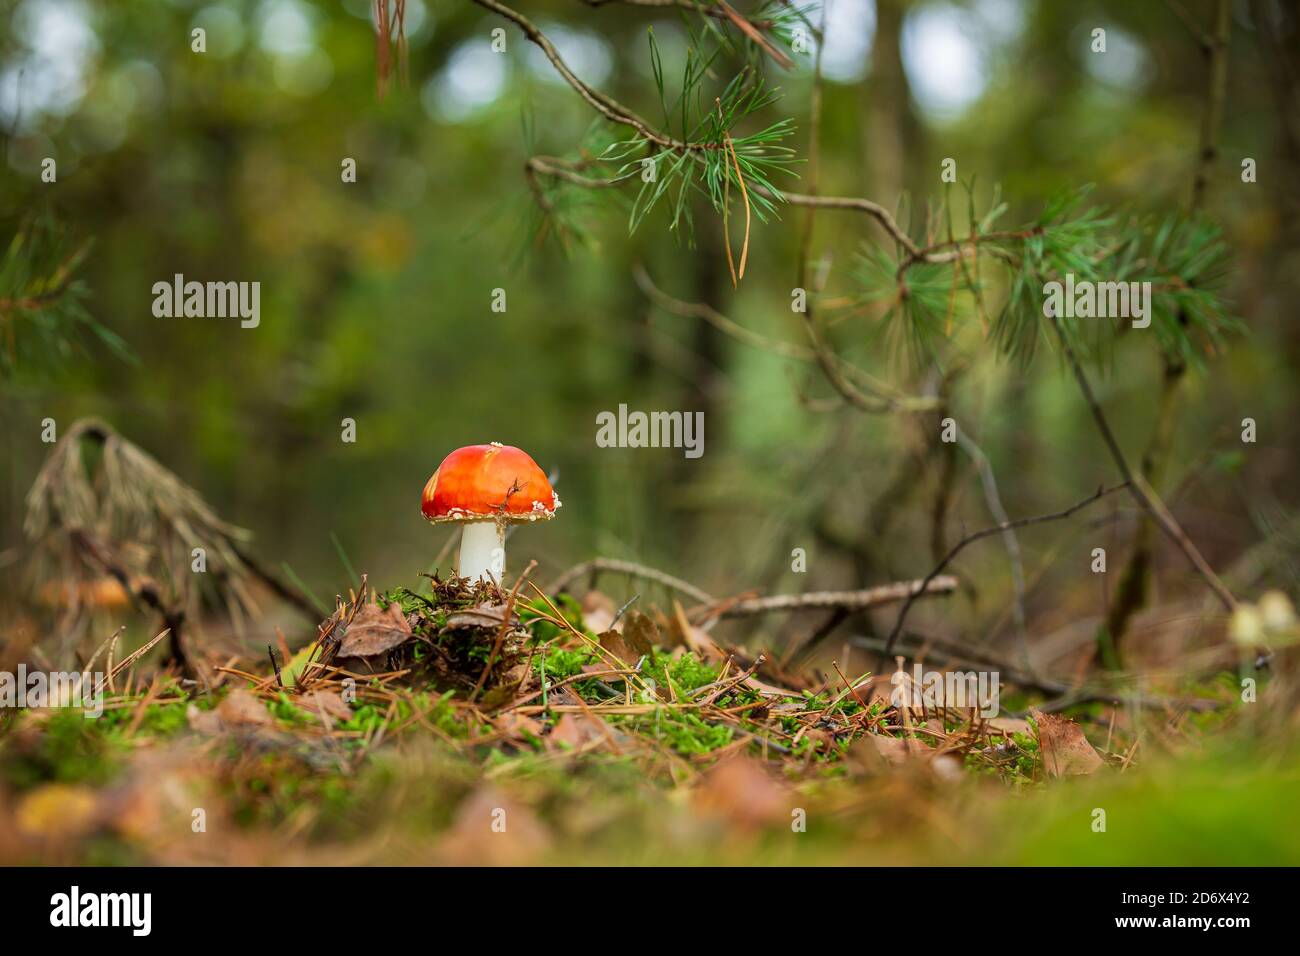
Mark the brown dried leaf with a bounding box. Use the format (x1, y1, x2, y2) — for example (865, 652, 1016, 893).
(444, 602, 515, 630)
(437, 787, 551, 866)
(693, 755, 791, 830)
(186, 704, 223, 735)
(597, 629, 642, 668)
(496, 711, 544, 740)
(216, 688, 273, 727)
(1033, 710, 1105, 777)
(866, 733, 931, 767)
(621, 610, 659, 656)
(549, 712, 609, 750)
(338, 599, 412, 657)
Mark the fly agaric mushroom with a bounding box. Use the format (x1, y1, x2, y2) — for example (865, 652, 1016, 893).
(421, 443, 560, 584)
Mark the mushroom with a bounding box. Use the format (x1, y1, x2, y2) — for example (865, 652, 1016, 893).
(421, 443, 561, 584)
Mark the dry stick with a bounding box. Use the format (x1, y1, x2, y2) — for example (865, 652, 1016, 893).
(702, 577, 958, 619)
(954, 424, 1032, 677)
(1047, 315, 1236, 612)
(884, 483, 1132, 654)
(548, 557, 715, 605)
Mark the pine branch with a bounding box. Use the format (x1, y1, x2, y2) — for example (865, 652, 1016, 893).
(472, 0, 688, 151)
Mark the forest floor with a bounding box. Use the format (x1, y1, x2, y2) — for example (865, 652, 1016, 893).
(2, 572, 1297, 866)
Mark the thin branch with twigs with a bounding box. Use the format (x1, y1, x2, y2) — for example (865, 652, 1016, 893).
(885, 482, 1133, 654)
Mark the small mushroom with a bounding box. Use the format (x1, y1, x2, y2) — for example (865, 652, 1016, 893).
(421, 442, 560, 584)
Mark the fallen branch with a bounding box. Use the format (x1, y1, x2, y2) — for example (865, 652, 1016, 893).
(700, 577, 959, 620)
(548, 557, 715, 605)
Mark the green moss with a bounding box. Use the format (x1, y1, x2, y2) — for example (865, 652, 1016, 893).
(1, 710, 121, 788)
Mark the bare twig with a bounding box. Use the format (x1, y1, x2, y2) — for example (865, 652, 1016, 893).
(548, 557, 714, 605)
(472, 0, 685, 150)
(699, 577, 958, 620)
(954, 424, 1031, 674)
(885, 483, 1132, 654)
(1048, 315, 1236, 612)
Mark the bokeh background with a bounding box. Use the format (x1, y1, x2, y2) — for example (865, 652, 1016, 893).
(2, 0, 1297, 664)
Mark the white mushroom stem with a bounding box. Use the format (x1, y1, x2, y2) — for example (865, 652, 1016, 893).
(458, 521, 505, 584)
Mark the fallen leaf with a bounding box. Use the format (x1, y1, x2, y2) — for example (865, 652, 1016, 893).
(437, 787, 550, 866)
(186, 703, 223, 735)
(548, 712, 610, 750)
(1033, 710, 1105, 777)
(216, 688, 274, 727)
(621, 610, 659, 657)
(597, 629, 642, 668)
(693, 755, 790, 830)
(496, 711, 544, 740)
(866, 733, 931, 766)
(444, 602, 515, 630)
(338, 599, 412, 657)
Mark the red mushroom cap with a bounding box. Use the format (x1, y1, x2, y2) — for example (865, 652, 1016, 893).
(421, 443, 560, 523)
